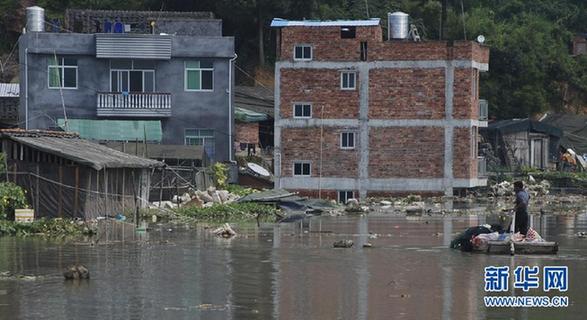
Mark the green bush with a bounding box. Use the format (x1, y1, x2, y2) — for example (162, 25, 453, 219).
(212, 162, 228, 189)
(0, 182, 28, 220)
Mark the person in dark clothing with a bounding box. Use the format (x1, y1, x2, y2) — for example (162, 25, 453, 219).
(513, 181, 530, 235)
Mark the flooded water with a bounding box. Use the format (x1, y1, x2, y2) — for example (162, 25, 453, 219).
(1, 213, 587, 320)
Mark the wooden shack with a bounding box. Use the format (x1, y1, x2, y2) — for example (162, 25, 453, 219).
(0, 130, 163, 220)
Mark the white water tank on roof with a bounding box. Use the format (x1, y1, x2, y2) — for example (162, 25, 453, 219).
(26, 6, 45, 32)
(388, 11, 409, 40)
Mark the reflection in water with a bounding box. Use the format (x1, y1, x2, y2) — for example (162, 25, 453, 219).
(1, 213, 586, 320)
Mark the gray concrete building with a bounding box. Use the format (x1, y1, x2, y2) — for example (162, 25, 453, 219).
(19, 7, 235, 162)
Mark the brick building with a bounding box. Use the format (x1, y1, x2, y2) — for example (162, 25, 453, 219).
(271, 18, 489, 201)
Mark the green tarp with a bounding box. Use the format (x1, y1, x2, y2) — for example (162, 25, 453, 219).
(235, 107, 268, 123)
(58, 119, 162, 141)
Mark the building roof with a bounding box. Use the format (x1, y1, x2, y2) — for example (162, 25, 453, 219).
(234, 86, 274, 119)
(270, 18, 380, 27)
(0, 83, 19, 97)
(483, 118, 563, 137)
(0, 129, 163, 170)
(104, 142, 207, 161)
(541, 113, 587, 154)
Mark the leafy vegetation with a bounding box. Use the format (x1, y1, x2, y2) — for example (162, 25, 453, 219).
(175, 202, 278, 222)
(0, 218, 95, 237)
(0, 182, 28, 220)
(225, 184, 259, 197)
(211, 162, 228, 189)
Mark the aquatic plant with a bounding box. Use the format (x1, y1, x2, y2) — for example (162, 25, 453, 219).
(175, 202, 278, 222)
(0, 219, 95, 237)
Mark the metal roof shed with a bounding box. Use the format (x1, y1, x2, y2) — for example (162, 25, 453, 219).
(0, 130, 163, 220)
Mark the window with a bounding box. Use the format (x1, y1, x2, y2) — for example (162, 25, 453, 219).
(341, 71, 356, 90)
(185, 128, 215, 159)
(293, 161, 311, 176)
(338, 190, 354, 204)
(294, 45, 312, 61)
(472, 70, 479, 99)
(340, 132, 355, 149)
(360, 41, 368, 61)
(341, 26, 356, 39)
(293, 103, 312, 118)
(471, 126, 478, 159)
(185, 61, 214, 91)
(110, 61, 155, 93)
(48, 57, 77, 89)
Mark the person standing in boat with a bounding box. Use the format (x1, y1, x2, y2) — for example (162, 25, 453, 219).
(513, 181, 530, 235)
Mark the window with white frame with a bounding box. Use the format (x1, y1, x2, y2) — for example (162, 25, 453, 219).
(294, 45, 312, 61)
(340, 132, 355, 149)
(185, 61, 214, 91)
(293, 103, 312, 118)
(185, 128, 215, 159)
(293, 161, 311, 176)
(471, 126, 478, 159)
(48, 57, 78, 89)
(338, 190, 354, 204)
(110, 59, 155, 92)
(341, 71, 356, 90)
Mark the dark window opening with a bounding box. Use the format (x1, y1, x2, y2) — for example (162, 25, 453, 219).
(360, 41, 368, 61)
(338, 191, 354, 204)
(341, 26, 356, 39)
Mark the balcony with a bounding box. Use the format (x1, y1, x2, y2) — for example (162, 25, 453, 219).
(479, 99, 488, 121)
(97, 92, 171, 118)
(477, 156, 487, 178)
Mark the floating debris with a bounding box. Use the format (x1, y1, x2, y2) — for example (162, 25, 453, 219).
(333, 240, 354, 248)
(63, 264, 90, 280)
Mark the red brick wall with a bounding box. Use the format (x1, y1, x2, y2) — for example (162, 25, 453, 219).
(453, 68, 479, 119)
(280, 69, 360, 119)
(453, 127, 477, 179)
(369, 68, 445, 119)
(235, 122, 259, 144)
(280, 26, 382, 61)
(281, 127, 359, 178)
(369, 127, 444, 178)
(279, 26, 490, 63)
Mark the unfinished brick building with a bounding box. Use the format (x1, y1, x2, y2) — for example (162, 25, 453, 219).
(271, 17, 489, 202)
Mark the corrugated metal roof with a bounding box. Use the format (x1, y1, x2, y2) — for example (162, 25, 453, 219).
(96, 34, 172, 60)
(234, 86, 274, 118)
(0, 130, 162, 170)
(0, 83, 19, 97)
(271, 18, 380, 27)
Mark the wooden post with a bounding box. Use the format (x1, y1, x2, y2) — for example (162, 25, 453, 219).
(122, 168, 126, 212)
(58, 165, 63, 218)
(104, 168, 108, 216)
(159, 167, 164, 207)
(35, 164, 40, 218)
(74, 167, 79, 218)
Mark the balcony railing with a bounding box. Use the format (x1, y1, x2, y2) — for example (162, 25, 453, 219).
(479, 99, 488, 121)
(478, 156, 487, 178)
(97, 92, 171, 117)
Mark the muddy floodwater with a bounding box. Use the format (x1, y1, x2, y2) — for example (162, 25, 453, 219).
(1, 212, 587, 320)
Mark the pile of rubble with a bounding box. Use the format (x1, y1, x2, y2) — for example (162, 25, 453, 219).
(150, 187, 241, 210)
(490, 177, 550, 197)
